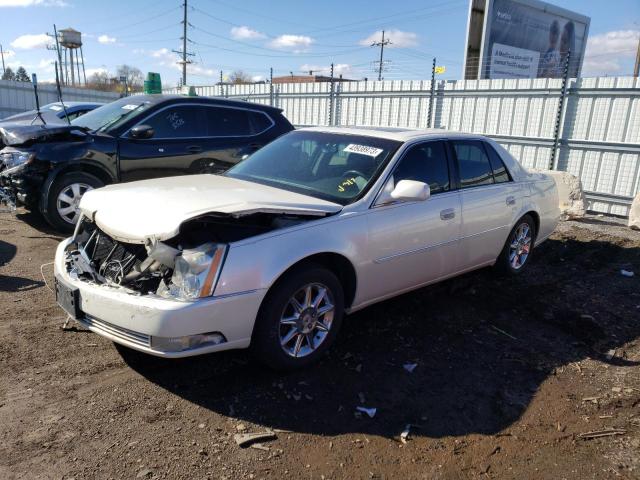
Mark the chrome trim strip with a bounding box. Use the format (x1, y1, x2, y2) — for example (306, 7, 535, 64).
(80, 315, 150, 347)
(373, 224, 508, 263)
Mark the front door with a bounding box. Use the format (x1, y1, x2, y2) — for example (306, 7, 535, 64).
(362, 140, 462, 302)
(118, 104, 208, 182)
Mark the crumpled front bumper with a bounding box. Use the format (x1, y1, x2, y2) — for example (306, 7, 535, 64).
(53, 238, 267, 358)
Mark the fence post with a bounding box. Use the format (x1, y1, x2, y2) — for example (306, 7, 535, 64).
(335, 79, 342, 126)
(269, 67, 274, 106)
(219, 70, 223, 98)
(549, 50, 571, 170)
(427, 57, 436, 128)
(328, 63, 335, 126)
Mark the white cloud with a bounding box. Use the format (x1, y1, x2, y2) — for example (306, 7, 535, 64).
(98, 34, 116, 44)
(300, 63, 353, 77)
(230, 26, 265, 41)
(583, 30, 640, 75)
(359, 29, 418, 48)
(10, 33, 50, 50)
(0, 0, 66, 6)
(268, 34, 314, 52)
(251, 75, 265, 82)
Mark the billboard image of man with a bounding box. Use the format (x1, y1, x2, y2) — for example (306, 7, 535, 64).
(538, 20, 561, 77)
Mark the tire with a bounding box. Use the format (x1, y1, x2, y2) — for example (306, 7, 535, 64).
(44, 172, 104, 233)
(496, 214, 536, 275)
(251, 264, 345, 370)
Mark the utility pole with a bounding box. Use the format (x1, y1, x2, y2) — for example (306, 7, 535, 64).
(371, 30, 391, 81)
(428, 57, 436, 128)
(0, 44, 5, 77)
(173, 0, 194, 86)
(634, 36, 640, 78)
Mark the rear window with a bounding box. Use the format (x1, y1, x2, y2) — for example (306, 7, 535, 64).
(452, 140, 494, 188)
(485, 143, 511, 183)
(204, 107, 252, 136)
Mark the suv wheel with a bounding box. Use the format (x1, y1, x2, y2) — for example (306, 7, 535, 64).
(45, 172, 103, 232)
(251, 264, 344, 370)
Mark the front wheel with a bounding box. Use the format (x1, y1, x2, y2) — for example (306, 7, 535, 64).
(251, 265, 344, 370)
(44, 172, 104, 232)
(496, 214, 536, 275)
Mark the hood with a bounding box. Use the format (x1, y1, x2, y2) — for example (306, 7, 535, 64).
(79, 174, 343, 243)
(0, 123, 87, 147)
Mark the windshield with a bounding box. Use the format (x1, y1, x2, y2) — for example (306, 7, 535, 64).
(71, 97, 151, 132)
(226, 130, 401, 205)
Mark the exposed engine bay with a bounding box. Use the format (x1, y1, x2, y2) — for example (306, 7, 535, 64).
(64, 212, 315, 298)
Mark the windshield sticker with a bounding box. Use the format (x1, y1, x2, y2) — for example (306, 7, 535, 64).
(121, 104, 140, 111)
(49, 105, 63, 111)
(343, 144, 383, 157)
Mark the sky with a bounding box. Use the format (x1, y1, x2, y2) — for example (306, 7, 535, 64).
(0, 0, 638, 87)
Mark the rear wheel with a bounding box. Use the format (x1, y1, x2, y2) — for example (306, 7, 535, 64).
(251, 265, 344, 370)
(44, 172, 103, 232)
(496, 214, 536, 275)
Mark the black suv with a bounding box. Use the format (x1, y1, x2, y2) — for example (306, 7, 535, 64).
(0, 95, 293, 231)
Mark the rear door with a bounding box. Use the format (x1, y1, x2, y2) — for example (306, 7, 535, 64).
(118, 104, 208, 181)
(197, 106, 273, 173)
(363, 140, 462, 301)
(450, 139, 522, 269)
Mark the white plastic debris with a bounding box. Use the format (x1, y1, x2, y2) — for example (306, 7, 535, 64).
(400, 424, 411, 444)
(403, 363, 418, 373)
(620, 269, 635, 277)
(356, 406, 377, 418)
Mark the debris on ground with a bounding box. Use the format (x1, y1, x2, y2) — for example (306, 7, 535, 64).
(234, 430, 278, 448)
(577, 429, 627, 440)
(620, 269, 635, 277)
(403, 363, 417, 373)
(400, 424, 411, 444)
(356, 407, 377, 418)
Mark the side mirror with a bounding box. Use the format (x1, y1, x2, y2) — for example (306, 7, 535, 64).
(129, 124, 155, 139)
(390, 180, 431, 202)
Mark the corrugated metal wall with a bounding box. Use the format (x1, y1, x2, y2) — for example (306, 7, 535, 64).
(0, 80, 119, 119)
(168, 76, 640, 216)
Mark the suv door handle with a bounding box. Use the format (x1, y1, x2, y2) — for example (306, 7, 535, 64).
(440, 208, 455, 220)
(506, 196, 516, 206)
(187, 145, 203, 153)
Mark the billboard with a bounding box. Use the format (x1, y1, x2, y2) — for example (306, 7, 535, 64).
(463, 0, 590, 80)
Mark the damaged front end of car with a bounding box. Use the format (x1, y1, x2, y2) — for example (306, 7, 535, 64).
(63, 211, 314, 301)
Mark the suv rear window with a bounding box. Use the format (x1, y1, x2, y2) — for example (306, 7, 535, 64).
(204, 107, 252, 136)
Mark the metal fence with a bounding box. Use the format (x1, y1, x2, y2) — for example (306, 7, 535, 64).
(168, 76, 640, 216)
(0, 79, 119, 119)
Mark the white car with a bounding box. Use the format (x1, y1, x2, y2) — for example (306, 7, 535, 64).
(54, 127, 559, 369)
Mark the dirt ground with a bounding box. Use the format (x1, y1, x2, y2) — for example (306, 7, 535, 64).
(0, 209, 639, 480)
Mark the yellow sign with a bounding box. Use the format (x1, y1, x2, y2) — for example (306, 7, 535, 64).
(434, 66, 446, 74)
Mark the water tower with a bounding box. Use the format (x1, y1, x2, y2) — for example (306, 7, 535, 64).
(58, 27, 86, 86)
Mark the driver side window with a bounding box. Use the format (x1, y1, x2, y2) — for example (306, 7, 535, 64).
(390, 141, 450, 194)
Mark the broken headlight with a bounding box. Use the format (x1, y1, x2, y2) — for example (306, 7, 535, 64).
(157, 243, 227, 301)
(0, 149, 34, 176)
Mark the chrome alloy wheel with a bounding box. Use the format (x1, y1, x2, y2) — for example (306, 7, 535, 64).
(509, 222, 532, 270)
(279, 283, 335, 358)
(56, 182, 93, 225)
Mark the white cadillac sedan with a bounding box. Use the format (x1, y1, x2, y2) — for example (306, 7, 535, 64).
(54, 127, 559, 369)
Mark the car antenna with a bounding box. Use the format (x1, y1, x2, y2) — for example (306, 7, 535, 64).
(54, 61, 71, 125)
(30, 73, 47, 126)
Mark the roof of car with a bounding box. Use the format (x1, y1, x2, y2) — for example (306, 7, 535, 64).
(300, 126, 484, 142)
(133, 94, 283, 112)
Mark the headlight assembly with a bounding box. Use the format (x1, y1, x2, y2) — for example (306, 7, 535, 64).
(157, 242, 227, 301)
(0, 149, 34, 176)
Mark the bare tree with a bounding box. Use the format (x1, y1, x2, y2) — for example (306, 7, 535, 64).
(229, 70, 253, 84)
(87, 71, 115, 91)
(116, 65, 144, 91)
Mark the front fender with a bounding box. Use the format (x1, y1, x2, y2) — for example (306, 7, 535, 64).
(215, 213, 367, 297)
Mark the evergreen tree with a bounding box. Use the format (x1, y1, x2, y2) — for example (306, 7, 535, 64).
(1, 67, 16, 81)
(15, 67, 30, 82)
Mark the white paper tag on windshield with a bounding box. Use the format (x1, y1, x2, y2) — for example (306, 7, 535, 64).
(344, 144, 383, 157)
(49, 105, 63, 111)
(121, 104, 139, 111)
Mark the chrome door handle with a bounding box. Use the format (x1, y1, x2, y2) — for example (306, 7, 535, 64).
(440, 208, 455, 220)
(506, 196, 516, 206)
